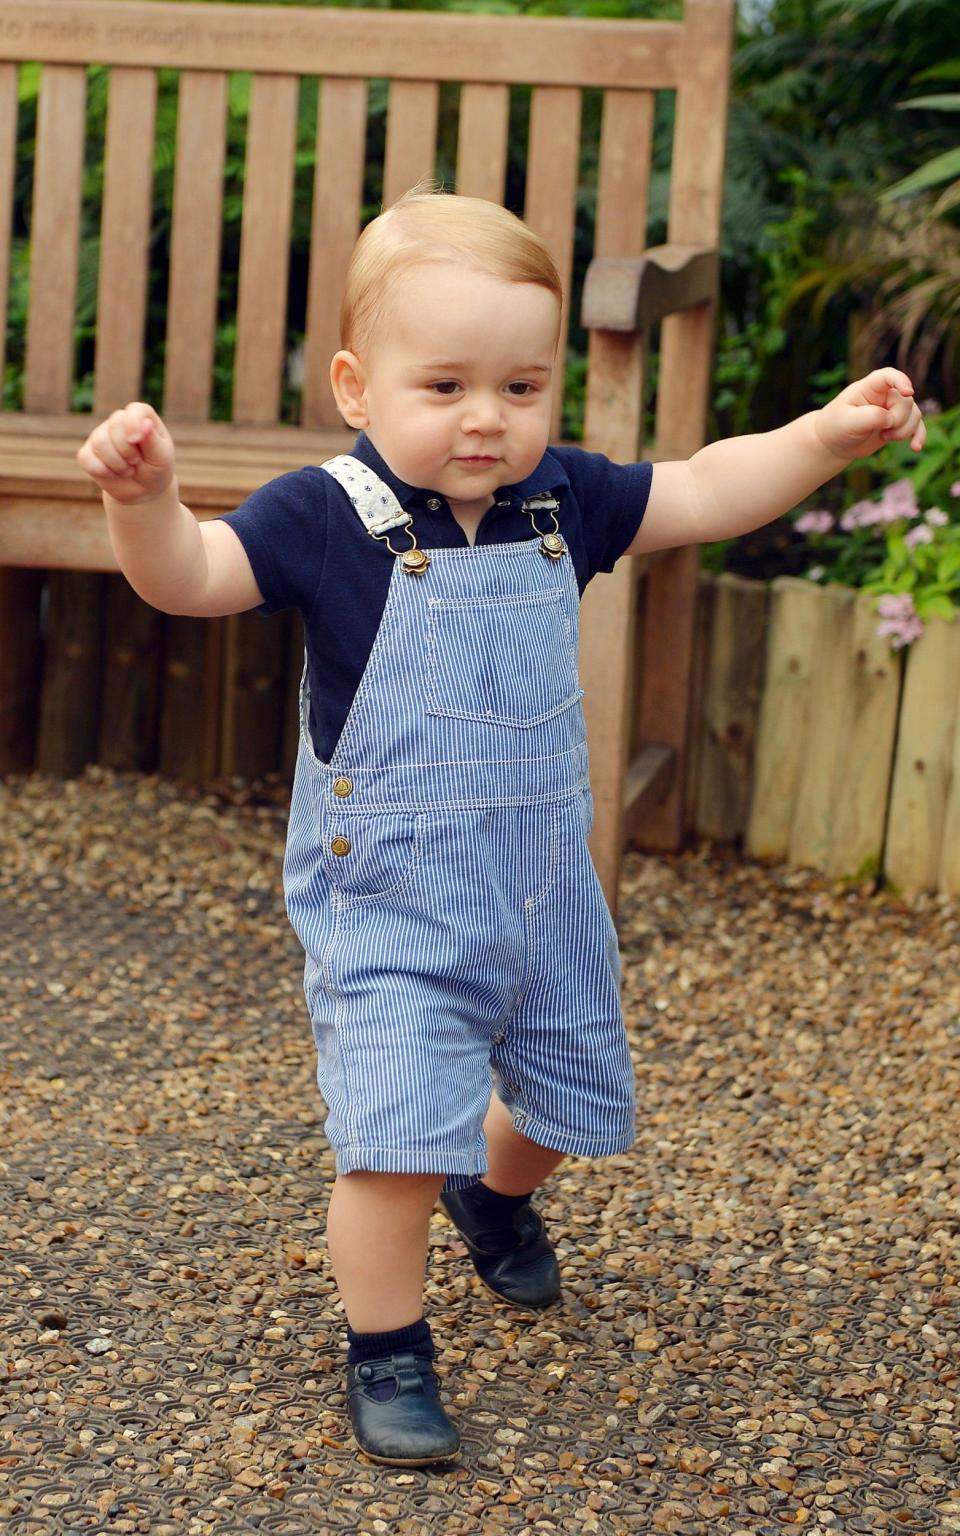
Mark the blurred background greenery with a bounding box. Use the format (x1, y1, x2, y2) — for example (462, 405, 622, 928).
(5, 0, 959, 590)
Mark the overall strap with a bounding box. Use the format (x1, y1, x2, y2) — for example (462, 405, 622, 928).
(322, 455, 412, 536)
(322, 454, 430, 574)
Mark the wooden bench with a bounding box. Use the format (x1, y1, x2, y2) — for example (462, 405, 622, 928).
(0, 0, 734, 913)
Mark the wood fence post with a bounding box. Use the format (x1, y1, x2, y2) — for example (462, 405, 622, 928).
(885, 619, 960, 896)
(693, 572, 769, 842)
(745, 577, 819, 862)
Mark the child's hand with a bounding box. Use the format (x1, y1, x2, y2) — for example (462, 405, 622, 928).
(77, 402, 176, 505)
(815, 368, 926, 462)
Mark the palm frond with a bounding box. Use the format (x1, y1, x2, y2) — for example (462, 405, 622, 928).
(882, 147, 960, 201)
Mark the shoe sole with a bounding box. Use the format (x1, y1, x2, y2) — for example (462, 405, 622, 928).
(478, 1275, 561, 1310)
(356, 1442, 461, 1468)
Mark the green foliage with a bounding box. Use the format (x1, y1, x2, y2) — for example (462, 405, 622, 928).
(716, 0, 960, 435)
(713, 170, 819, 436)
(862, 521, 960, 624)
(777, 405, 960, 643)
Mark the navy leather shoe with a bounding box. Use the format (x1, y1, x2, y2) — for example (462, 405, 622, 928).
(347, 1351, 460, 1466)
(440, 1189, 562, 1309)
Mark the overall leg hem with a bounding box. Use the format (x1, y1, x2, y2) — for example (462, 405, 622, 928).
(507, 1110, 636, 1162)
(334, 1146, 488, 1188)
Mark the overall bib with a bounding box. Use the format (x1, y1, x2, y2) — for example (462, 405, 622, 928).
(283, 459, 636, 1189)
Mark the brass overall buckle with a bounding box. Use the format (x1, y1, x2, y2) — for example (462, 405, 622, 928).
(522, 495, 566, 560)
(367, 518, 431, 575)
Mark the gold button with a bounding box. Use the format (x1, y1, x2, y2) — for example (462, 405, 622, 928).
(333, 776, 353, 798)
(401, 548, 430, 574)
(540, 532, 566, 559)
(330, 836, 351, 857)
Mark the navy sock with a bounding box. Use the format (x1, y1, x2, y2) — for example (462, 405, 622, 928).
(347, 1316, 435, 1366)
(347, 1318, 436, 1402)
(462, 1181, 535, 1215)
(456, 1180, 536, 1239)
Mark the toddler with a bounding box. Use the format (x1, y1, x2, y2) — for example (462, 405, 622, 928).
(78, 188, 924, 1467)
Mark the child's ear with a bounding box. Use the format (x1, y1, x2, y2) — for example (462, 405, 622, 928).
(330, 350, 369, 429)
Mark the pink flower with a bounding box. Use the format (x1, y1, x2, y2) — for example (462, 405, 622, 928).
(877, 479, 920, 522)
(951, 482, 960, 498)
(876, 592, 925, 649)
(795, 510, 835, 535)
(905, 524, 934, 549)
(925, 507, 949, 527)
(841, 498, 880, 530)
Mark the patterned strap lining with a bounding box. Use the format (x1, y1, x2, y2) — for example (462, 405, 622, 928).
(321, 455, 413, 536)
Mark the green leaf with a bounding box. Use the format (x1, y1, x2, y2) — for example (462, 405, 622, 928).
(881, 147, 960, 201)
(898, 94, 960, 112)
(912, 61, 960, 84)
(916, 594, 958, 622)
(937, 548, 960, 582)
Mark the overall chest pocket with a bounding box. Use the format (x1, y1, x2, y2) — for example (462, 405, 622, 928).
(425, 587, 581, 728)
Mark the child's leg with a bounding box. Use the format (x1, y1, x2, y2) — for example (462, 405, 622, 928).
(326, 1170, 445, 1331)
(481, 1091, 565, 1194)
(329, 1170, 460, 1465)
(439, 1096, 565, 1309)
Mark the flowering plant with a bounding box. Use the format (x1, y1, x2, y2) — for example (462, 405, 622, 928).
(790, 402, 960, 647)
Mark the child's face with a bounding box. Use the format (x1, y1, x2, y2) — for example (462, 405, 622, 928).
(346, 262, 560, 514)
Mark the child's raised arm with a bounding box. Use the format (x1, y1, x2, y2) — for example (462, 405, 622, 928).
(627, 368, 926, 557)
(77, 403, 264, 616)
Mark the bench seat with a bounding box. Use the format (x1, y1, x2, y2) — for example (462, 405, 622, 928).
(0, 415, 355, 569)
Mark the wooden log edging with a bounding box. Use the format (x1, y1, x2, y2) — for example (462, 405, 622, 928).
(689, 572, 958, 897)
(884, 619, 960, 898)
(691, 572, 768, 843)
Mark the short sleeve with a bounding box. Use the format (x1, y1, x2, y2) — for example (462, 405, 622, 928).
(551, 446, 652, 581)
(218, 468, 328, 617)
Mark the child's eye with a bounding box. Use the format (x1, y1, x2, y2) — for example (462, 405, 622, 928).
(430, 381, 460, 396)
(506, 381, 536, 397)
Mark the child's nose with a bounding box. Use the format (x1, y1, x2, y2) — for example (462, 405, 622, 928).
(462, 394, 505, 434)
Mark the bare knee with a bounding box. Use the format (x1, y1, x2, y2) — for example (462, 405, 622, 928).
(331, 1169, 445, 1210)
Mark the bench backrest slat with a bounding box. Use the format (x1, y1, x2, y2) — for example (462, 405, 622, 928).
(163, 69, 228, 419)
(524, 85, 582, 442)
(455, 84, 509, 205)
(24, 65, 87, 412)
(382, 81, 440, 210)
(0, 64, 15, 390)
(7, 4, 682, 89)
(233, 72, 300, 426)
(95, 67, 157, 414)
(303, 77, 367, 430)
(583, 90, 655, 463)
(657, 0, 733, 458)
(596, 89, 654, 259)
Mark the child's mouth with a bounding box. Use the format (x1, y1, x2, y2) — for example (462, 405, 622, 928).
(455, 456, 498, 465)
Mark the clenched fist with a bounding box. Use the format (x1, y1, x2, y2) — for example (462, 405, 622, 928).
(77, 402, 176, 506)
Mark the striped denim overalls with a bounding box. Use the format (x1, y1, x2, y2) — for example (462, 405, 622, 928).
(283, 459, 636, 1188)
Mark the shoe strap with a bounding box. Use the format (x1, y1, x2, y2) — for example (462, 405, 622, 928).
(354, 1351, 434, 1393)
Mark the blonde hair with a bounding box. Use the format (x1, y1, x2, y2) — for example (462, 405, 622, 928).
(340, 184, 562, 353)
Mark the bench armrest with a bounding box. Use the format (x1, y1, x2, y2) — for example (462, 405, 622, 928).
(581, 244, 719, 332)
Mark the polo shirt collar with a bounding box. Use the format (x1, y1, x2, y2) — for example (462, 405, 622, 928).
(350, 433, 570, 509)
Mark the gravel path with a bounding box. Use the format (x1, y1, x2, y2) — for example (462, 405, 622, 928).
(2, 769, 959, 1534)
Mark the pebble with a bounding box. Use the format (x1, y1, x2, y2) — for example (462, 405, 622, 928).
(1, 770, 958, 1531)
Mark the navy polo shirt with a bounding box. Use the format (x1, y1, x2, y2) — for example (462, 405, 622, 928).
(219, 433, 652, 763)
